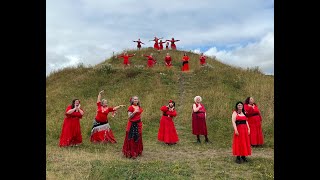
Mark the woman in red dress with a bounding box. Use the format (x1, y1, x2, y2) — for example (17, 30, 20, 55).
(90, 90, 125, 143)
(158, 100, 179, 145)
(133, 38, 144, 50)
(122, 96, 144, 158)
(232, 101, 251, 163)
(192, 96, 209, 143)
(164, 53, 172, 67)
(117, 52, 136, 67)
(142, 53, 156, 68)
(199, 53, 206, 66)
(244, 97, 264, 147)
(166, 38, 180, 50)
(158, 40, 166, 51)
(149, 37, 162, 50)
(59, 99, 84, 147)
(181, 53, 190, 71)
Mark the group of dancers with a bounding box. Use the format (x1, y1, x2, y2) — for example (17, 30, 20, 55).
(117, 51, 207, 70)
(59, 90, 264, 163)
(133, 37, 180, 51)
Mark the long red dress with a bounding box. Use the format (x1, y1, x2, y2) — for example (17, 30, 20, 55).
(181, 55, 190, 71)
(244, 104, 264, 145)
(152, 38, 160, 50)
(59, 105, 84, 147)
(144, 55, 156, 67)
(192, 103, 207, 135)
(158, 106, 179, 144)
(167, 39, 180, 50)
(232, 113, 252, 156)
(118, 54, 135, 65)
(90, 102, 117, 143)
(199, 55, 206, 65)
(122, 105, 144, 158)
(159, 41, 165, 50)
(164, 55, 172, 67)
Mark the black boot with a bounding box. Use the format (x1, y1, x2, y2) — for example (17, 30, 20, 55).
(241, 156, 248, 162)
(236, 156, 241, 164)
(197, 135, 201, 143)
(204, 135, 210, 143)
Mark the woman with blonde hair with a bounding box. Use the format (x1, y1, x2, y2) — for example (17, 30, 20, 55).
(192, 96, 209, 143)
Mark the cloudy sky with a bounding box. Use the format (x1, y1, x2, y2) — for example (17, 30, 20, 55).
(47, 0, 274, 75)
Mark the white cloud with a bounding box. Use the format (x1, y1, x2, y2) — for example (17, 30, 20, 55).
(47, 0, 274, 75)
(202, 32, 274, 74)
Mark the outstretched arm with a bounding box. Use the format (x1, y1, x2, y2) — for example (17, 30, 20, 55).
(128, 53, 136, 57)
(113, 105, 126, 111)
(97, 90, 104, 103)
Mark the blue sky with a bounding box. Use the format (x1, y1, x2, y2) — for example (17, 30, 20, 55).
(47, 0, 274, 75)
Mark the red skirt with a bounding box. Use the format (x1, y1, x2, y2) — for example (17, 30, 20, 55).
(247, 115, 264, 145)
(232, 124, 251, 156)
(171, 44, 176, 50)
(90, 123, 116, 143)
(158, 116, 179, 143)
(154, 43, 159, 50)
(181, 63, 189, 71)
(192, 113, 207, 135)
(59, 118, 82, 147)
(159, 45, 163, 50)
(122, 121, 143, 158)
(200, 60, 206, 65)
(147, 60, 154, 67)
(165, 60, 172, 67)
(123, 59, 129, 65)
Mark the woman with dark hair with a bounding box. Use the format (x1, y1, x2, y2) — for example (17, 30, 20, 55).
(59, 99, 84, 147)
(133, 38, 144, 50)
(243, 97, 264, 147)
(158, 100, 179, 145)
(232, 101, 251, 164)
(166, 38, 180, 50)
(192, 96, 209, 143)
(122, 96, 144, 158)
(90, 90, 125, 143)
(181, 53, 190, 71)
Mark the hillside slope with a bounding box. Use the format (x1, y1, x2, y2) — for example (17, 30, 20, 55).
(46, 48, 274, 179)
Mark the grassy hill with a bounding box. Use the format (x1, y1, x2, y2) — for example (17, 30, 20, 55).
(46, 48, 274, 179)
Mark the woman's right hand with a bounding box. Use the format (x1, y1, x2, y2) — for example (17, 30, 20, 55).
(235, 130, 239, 136)
(99, 90, 104, 94)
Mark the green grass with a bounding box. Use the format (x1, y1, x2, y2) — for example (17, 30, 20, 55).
(46, 48, 274, 179)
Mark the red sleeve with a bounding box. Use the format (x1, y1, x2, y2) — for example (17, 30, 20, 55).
(167, 110, 177, 117)
(96, 102, 101, 108)
(244, 104, 254, 115)
(118, 55, 124, 58)
(108, 107, 115, 112)
(128, 54, 134, 57)
(65, 105, 72, 114)
(128, 106, 134, 112)
(160, 106, 168, 112)
(74, 109, 84, 118)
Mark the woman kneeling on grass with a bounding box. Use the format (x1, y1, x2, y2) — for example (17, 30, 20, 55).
(90, 90, 125, 143)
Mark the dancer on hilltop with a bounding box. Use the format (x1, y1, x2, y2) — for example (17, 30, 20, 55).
(165, 41, 169, 50)
(192, 96, 210, 143)
(149, 36, 163, 50)
(142, 53, 156, 68)
(158, 39, 166, 51)
(117, 52, 136, 67)
(133, 38, 144, 50)
(199, 53, 207, 66)
(181, 53, 190, 71)
(166, 37, 180, 50)
(164, 53, 172, 67)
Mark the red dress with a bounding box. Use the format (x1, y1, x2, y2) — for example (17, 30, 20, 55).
(167, 39, 179, 50)
(144, 55, 156, 67)
(232, 113, 252, 156)
(164, 55, 172, 67)
(192, 103, 207, 135)
(244, 104, 264, 145)
(90, 102, 117, 143)
(181, 56, 190, 71)
(200, 55, 206, 65)
(118, 54, 134, 65)
(152, 38, 159, 50)
(59, 105, 84, 147)
(122, 105, 144, 158)
(159, 41, 165, 50)
(158, 106, 179, 143)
